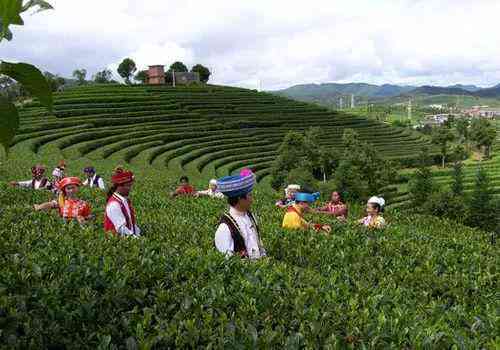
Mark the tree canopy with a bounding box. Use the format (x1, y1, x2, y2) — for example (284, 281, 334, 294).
(117, 58, 137, 84)
(191, 64, 211, 83)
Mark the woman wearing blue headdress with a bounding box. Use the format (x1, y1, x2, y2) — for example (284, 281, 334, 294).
(214, 169, 267, 259)
(282, 192, 331, 233)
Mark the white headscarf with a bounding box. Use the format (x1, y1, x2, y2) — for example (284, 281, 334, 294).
(209, 179, 217, 186)
(368, 196, 385, 208)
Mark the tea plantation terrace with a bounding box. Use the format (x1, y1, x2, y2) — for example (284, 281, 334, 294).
(17, 84, 428, 180)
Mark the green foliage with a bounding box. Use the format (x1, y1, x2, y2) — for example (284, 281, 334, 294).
(72, 68, 87, 85)
(117, 58, 137, 85)
(169, 61, 188, 72)
(191, 64, 210, 83)
(0, 61, 53, 110)
(93, 69, 113, 84)
(408, 147, 435, 210)
(466, 167, 497, 232)
(470, 119, 496, 158)
(134, 70, 148, 84)
(451, 161, 464, 196)
(0, 0, 53, 41)
(431, 125, 455, 167)
(424, 190, 468, 223)
(44, 71, 65, 91)
(0, 96, 19, 154)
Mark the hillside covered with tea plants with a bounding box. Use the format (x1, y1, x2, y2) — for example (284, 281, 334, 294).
(14, 84, 428, 181)
(0, 84, 498, 348)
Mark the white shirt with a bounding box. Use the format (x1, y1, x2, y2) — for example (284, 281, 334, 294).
(106, 192, 141, 237)
(83, 174, 106, 190)
(52, 167, 64, 179)
(17, 179, 50, 190)
(197, 188, 224, 198)
(215, 207, 266, 259)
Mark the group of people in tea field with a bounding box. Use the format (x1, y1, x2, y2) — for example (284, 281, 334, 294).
(8, 161, 386, 258)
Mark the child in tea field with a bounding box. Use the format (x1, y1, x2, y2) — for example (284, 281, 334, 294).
(171, 176, 196, 197)
(196, 179, 224, 199)
(315, 191, 348, 221)
(358, 196, 386, 229)
(275, 184, 300, 208)
(9, 165, 52, 190)
(104, 168, 141, 238)
(34, 177, 92, 225)
(82, 166, 106, 190)
(214, 168, 267, 259)
(51, 160, 66, 182)
(282, 192, 332, 233)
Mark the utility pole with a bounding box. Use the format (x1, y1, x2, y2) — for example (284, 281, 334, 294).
(351, 94, 355, 108)
(407, 98, 412, 121)
(339, 97, 343, 110)
(172, 70, 175, 88)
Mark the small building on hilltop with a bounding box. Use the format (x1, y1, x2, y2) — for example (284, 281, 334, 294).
(147, 65, 165, 85)
(171, 71, 200, 85)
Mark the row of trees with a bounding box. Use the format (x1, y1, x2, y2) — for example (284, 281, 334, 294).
(409, 147, 499, 233)
(425, 117, 497, 167)
(271, 128, 397, 202)
(70, 60, 211, 86)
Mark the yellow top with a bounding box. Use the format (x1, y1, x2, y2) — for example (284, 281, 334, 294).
(282, 204, 309, 230)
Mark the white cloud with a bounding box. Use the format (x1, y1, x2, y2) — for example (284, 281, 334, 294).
(1, 0, 499, 89)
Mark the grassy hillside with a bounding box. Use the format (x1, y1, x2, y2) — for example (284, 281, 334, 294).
(13, 83, 429, 183)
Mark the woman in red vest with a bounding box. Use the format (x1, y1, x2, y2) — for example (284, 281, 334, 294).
(104, 168, 141, 238)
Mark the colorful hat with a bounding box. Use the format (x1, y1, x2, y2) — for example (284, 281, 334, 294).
(111, 168, 134, 185)
(58, 160, 66, 169)
(83, 166, 95, 174)
(217, 168, 256, 197)
(31, 165, 45, 177)
(59, 177, 81, 189)
(294, 192, 320, 203)
(368, 196, 385, 207)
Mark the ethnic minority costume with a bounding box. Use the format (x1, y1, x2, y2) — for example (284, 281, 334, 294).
(214, 169, 266, 259)
(46, 177, 92, 223)
(82, 167, 106, 190)
(361, 196, 386, 229)
(104, 169, 141, 237)
(282, 192, 325, 231)
(16, 165, 52, 190)
(318, 202, 348, 220)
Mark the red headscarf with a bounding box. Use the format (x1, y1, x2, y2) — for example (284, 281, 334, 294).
(111, 168, 134, 185)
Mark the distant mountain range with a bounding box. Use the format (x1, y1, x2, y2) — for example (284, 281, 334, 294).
(273, 82, 500, 102)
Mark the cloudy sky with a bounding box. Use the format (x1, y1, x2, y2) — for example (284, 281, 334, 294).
(1, 0, 499, 90)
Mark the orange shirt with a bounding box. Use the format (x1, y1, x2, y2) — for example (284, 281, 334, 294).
(59, 198, 91, 219)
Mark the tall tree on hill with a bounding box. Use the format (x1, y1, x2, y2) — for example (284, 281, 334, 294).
(169, 61, 188, 72)
(455, 118, 470, 151)
(191, 64, 210, 83)
(117, 58, 137, 84)
(72, 69, 87, 85)
(93, 69, 113, 84)
(467, 166, 497, 232)
(134, 70, 148, 84)
(43, 71, 65, 92)
(408, 147, 435, 210)
(470, 119, 497, 159)
(431, 125, 455, 167)
(450, 144, 467, 197)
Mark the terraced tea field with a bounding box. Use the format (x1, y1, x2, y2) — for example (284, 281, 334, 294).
(14, 84, 429, 182)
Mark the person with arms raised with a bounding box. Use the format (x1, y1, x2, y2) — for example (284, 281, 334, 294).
(34, 177, 92, 225)
(214, 169, 266, 259)
(10, 165, 52, 190)
(196, 179, 224, 199)
(104, 168, 141, 238)
(275, 184, 300, 208)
